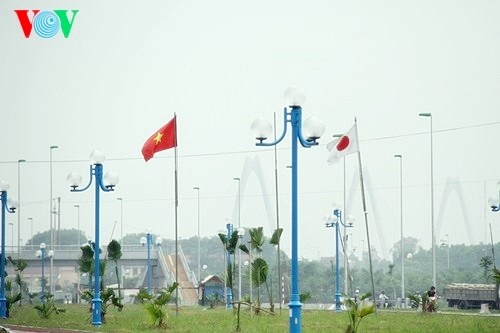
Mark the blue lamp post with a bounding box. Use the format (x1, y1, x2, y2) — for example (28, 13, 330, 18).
(225, 222, 233, 309)
(251, 86, 325, 333)
(35, 243, 54, 302)
(0, 180, 18, 318)
(67, 151, 119, 326)
(140, 232, 163, 294)
(324, 207, 353, 311)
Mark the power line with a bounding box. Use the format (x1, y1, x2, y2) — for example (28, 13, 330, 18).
(1, 120, 499, 164)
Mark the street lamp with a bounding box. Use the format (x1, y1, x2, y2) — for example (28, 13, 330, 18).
(49, 146, 58, 251)
(193, 187, 200, 284)
(74, 205, 81, 245)
(332, 133, 350, 297)
(49, 146, 58, 298)
(0, 180, 18, 318)
(440, 234, 450, 269)
(419, 113, 436, 288)
(28, 217, 34, 248)
(74, 205, 81, 303)
(488, 180, 500, 212)
(251, 85, 325, 332)
(324, 207, 353, 311)
(237, 227, 245, 302)
(244, 259, 252, 312)
(35, 243, 54, 302)
(67, 150, 119, 326)
(487, 182, 499, 272)
(225, 222, 233, 309)
(233, 177, 242, 301)
(394, 154, 404, 304)
(17, 159, 26, 260)
(140, 232, 163, 294)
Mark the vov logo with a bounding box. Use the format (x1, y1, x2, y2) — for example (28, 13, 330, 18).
(15, 10, 79, 38)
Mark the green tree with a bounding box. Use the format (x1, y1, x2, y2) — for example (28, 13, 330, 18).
(33, 294, 65, 319)
(78, 243, 94, 290)
(218, 229, 241, 305)
(246, 227, 265, 309)
(390, 237, 420, 263)
(479, 256, 493, 283)
(267, 228, 283, 312)
(239, 227, 282, 312)
(107, 240, 123, 305)
(387, 264, 396, 299)
(137, 283, 178, 327)
(7, 256, 27, 306)
(28, 228, 87, 246)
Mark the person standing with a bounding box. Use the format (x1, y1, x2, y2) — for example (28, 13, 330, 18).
(379, 290, 389, 308)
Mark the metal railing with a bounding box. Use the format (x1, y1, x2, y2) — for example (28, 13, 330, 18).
(178, 245, 198, 287)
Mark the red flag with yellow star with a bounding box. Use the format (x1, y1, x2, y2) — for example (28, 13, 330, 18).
(141, 116, 177, 162)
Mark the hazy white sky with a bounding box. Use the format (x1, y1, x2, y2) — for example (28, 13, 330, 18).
(1, 1, 499, 262)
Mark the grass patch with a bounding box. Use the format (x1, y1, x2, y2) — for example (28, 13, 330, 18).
(2, 304, 499, 332)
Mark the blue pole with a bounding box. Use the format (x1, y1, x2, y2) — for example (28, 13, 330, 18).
(289, 106, 302, 332)
(147, 233, 151, 294)
(0, 191, 7, 318)
(254, 93, 323, 332)
(334, 210, 341, 311)
(69, 152, 116, 326)
(92, 164, 102, 326)
(226, 223, 233, 309)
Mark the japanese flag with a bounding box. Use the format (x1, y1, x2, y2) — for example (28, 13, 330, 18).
(326, 124, 359, 165)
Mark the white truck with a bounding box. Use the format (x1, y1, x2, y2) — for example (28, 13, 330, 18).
(443, 283, 499, 309)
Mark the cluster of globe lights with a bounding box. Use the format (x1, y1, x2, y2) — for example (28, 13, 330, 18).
(0, 181, 19, 210)
(250, 85, 326, 333)
(66, 150, 119, 190)
(250, 85, 326, 143)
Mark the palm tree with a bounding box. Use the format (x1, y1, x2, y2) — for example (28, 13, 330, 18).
(239, 227, 282, 312)
(268, 228, 283, 312)
(7, 256, 27, 306)
(218, 229, 240, 304)
(479, 256, 493, 283)
(78, 243, 94, 291)
(248, 227, 264, 309)
(387, 263, 396, 299)
(107, 240, 123, 304)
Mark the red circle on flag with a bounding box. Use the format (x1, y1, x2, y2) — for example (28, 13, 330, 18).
(337, 136, 350, 151)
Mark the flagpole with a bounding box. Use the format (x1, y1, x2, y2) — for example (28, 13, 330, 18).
(342, 156, 349, 297)
(354, 118, 376, 306)
(174, 113, 179, 316)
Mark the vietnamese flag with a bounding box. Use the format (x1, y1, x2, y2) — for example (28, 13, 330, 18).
(141, 116, 177, 162)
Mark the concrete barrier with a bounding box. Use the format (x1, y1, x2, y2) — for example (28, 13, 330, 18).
(480, 303, 490, 314)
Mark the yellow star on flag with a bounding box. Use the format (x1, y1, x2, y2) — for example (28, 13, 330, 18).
(141, 116, 177, 162)
(153, 132, 163, 145)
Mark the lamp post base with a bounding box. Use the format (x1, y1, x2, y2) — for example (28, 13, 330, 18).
(226, 290, 233, 309)
(335, 292, 342, 312)
(0, 297, 7, 318)
(289, 294, 302, 333)
(91, 297, 102, 326)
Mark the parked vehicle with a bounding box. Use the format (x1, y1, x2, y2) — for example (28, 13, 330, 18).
(443, 283, 499, 309)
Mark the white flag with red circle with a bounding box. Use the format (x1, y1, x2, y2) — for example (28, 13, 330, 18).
(326, 123, 359, 165)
